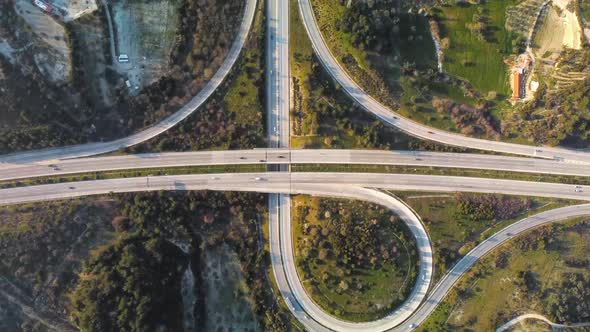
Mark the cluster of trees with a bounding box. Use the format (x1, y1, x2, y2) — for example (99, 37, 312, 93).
(455, 193, 531, 221)
(432, 97, 500, 139)
(297, 199, 414, 273)
(336, 0, 400, 52)
(465, 7, 490, 41)
(69, 191, 289, 332)
(68, 234, 187, 332)
(544, 273, 590, 323)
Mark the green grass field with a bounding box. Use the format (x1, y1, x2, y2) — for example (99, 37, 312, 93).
(419, 218, 590, 331)
(223, 0, 265, 125)
(438, 0, 518, 95)
(292, 195, 417, 322)
(581, 0, 590, 21)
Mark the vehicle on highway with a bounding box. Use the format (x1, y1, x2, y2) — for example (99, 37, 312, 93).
(278, 155, 285, 158)
(575, 186, 583, 192)
(409, 323, 417, 329)
(239, 156, 247, 159)
(210, 176, 219, 180)
(68, 186, 75, 190)
(118, 54, 130, 63)
(33, 0, 53, 13)
(254, 177, 264, 181)
(427, 131, 434, 134)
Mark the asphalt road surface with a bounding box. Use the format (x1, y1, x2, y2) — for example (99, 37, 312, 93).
(2, 149, 590, 181)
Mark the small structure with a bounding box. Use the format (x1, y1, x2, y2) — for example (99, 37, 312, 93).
(510, 53, 533, 101)
(512, 71, 522, 100)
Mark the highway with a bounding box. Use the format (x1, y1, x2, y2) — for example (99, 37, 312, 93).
(1, 149, 589, 182)
(297, 0, 590, 164)
(0, 173, 588, 332)
(266, 1, 302, 331)
(0, 0, 257, 164)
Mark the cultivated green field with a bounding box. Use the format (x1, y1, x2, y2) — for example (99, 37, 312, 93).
(437, 0, 518, 95)
(223, 0, 265, 125)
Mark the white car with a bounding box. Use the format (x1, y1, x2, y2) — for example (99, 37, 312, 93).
(254, 177, 264, 181)
(33, 0, 52, 13)
(575, 186, 583, 192)
(118, 54, 129, 63)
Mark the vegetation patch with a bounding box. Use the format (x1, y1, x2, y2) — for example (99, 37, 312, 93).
(132, 0, 266, 152)
(393, 192, 574, 282)
(291, 0, 463, 152)
(419, 218, 590, 331)
(0, 191, 295, 331)
(292, 195, 418, 322)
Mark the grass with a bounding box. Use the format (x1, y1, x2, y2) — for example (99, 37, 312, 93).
(437, 0, 518, 95)
(290, 0, 427, 150)
(392, 191, 577, 282)
(291, 195, 417, 322)
(419, 218, 590, 331)
(309, 0, 370, 69)
(223, 0, 265, 126)
(582, 0, 590, 22)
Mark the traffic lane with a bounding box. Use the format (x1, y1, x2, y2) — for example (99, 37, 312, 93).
(291, 173, 590, 201)
(2, 172, 590, 206)
(1, 149, 589, 182)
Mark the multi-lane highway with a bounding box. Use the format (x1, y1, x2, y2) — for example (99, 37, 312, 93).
(266, 1, 300, 330)
(297, 0, 590, 164)
(0, 0, 257, 164)
(1, 149, 589, 182)
(0, 173, 588, 332)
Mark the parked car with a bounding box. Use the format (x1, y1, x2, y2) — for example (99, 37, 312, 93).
(33, 0, 53, 13)
(118, 54, 129, 63)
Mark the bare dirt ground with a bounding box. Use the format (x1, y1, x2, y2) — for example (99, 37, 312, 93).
(552, 0, 583, 49)
(49, 0, 98, 22)
(13, 0, 71, 82)
(202, 244, 260, 332)
(111, 0, 179, 93)
(534, 6, 566, 57)
(71, 12, 115, 108)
